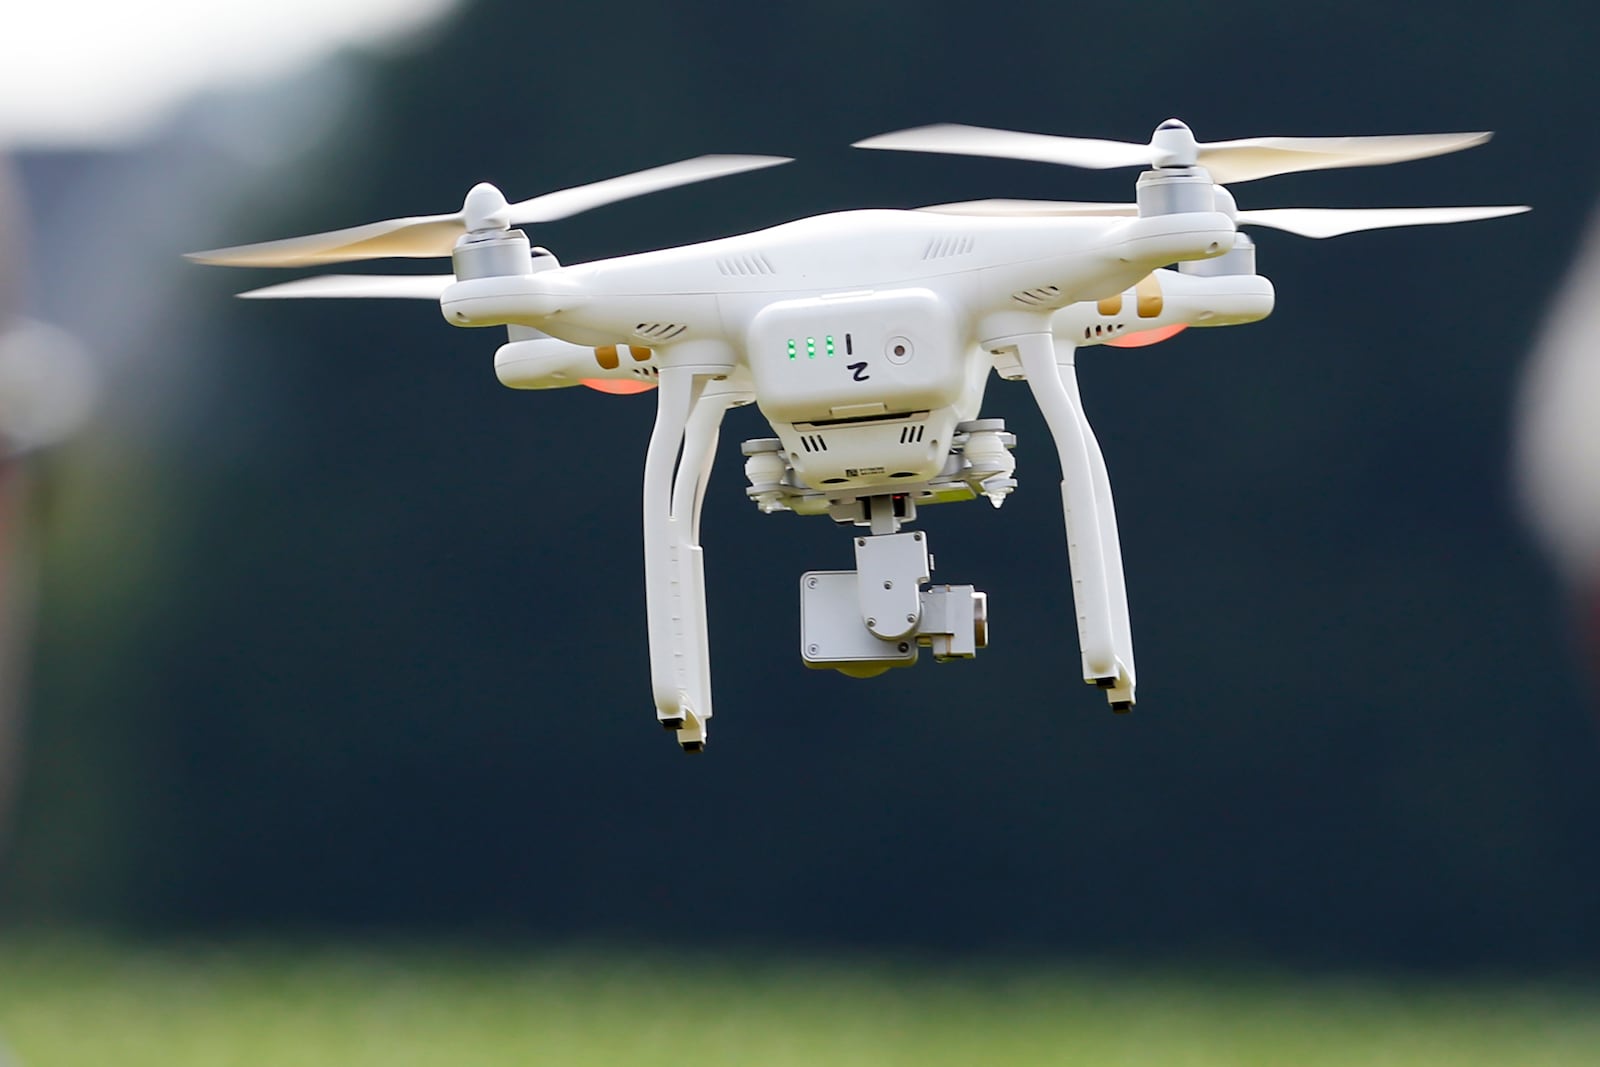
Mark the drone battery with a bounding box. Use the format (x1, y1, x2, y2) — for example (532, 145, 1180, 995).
(747, 288, 973, 489)
(746, 288, 964, 424)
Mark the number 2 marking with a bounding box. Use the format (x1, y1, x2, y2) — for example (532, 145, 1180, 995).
(848, 361, 870, 382)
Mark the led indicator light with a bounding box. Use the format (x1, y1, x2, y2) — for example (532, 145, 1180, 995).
(806, 337, 816, 359)
(787, 338, 796, 360)
(826, 335, 835, 357)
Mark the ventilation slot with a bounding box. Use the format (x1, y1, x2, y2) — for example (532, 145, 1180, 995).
(898, 424, 927, 445)
(633, 322, 688, 341)
(716, 254, 776, 276)
(799, 434, 828, 454)
(1012, 285, 1062, 308)
(922, 235, 976, 260)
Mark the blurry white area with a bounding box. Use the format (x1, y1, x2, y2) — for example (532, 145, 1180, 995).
(1, 157, 93, 456)
(7, 7, 457, 448)
(0, 320, 95, 455)
(1, 0, 460, 147)
(1517, 203, 1600, 585)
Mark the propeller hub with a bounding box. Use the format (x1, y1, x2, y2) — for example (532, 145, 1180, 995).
(1150, 119, 1199, 168)
(462, 182, 511, 232)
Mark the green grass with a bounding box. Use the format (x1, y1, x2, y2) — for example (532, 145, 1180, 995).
(1, 935, 1596, 1066)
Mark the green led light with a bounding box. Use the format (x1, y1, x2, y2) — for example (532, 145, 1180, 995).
(826, 334, 835, 357)
(806, 337, 816, 359)
(787, 338, 796, 360)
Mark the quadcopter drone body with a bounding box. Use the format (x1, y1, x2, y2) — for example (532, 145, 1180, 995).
(459, 201, 1237, 740)
(195, 120, 1527, 752)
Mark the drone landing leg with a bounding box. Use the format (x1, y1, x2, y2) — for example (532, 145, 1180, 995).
(643, 351, 736, 751)
(1054, 340, 1136, 710)
(663, 383, 740, 749)
(1002, 331, 1129, 699)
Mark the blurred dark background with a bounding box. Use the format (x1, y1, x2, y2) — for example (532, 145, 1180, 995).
(3, 0, 1597, 973)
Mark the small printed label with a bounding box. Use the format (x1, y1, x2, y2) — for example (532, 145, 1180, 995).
(844, 467, 886, 478)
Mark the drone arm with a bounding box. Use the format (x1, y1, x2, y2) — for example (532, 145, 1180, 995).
(998, 330, 1127, 692)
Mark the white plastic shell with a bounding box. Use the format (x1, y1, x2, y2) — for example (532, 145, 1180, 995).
(771, 411, 960, 491)
(746, 288, 964, 424)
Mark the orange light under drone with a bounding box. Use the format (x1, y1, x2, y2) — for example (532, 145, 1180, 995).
(581, 378, 657, 394)
(1104, 323, 1188, 348)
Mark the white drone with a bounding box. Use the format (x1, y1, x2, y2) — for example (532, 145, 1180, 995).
(190, 120, 1527, 752)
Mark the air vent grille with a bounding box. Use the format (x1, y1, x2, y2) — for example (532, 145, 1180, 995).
(717, 254, 776, 276)
(898, 424, 927, 444)
(1012, 285, 1062, 307)
(633, 322, 688, 341)
(922, 235, 976, 260)
(799, 434, 828, 453)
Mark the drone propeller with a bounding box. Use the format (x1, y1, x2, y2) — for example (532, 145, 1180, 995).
(189, 154, 792, 268)
(856, 120, 1492, 185)
(918, 198, 1530, 238)
(238, 275, 455, 299)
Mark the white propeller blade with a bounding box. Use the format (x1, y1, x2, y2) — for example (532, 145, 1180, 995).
(857, 125, 1154, 170)
(190, 154, 791, 268)
(505, 154, 789, 224)
(195, 218, 468, 268)
(1235, 204, 1530, 238)
(919, 199, 1529, 238)
(1198, 133, 1492, 184)
(238, 275, 455, 300)
(860, 123, 1492, 184)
